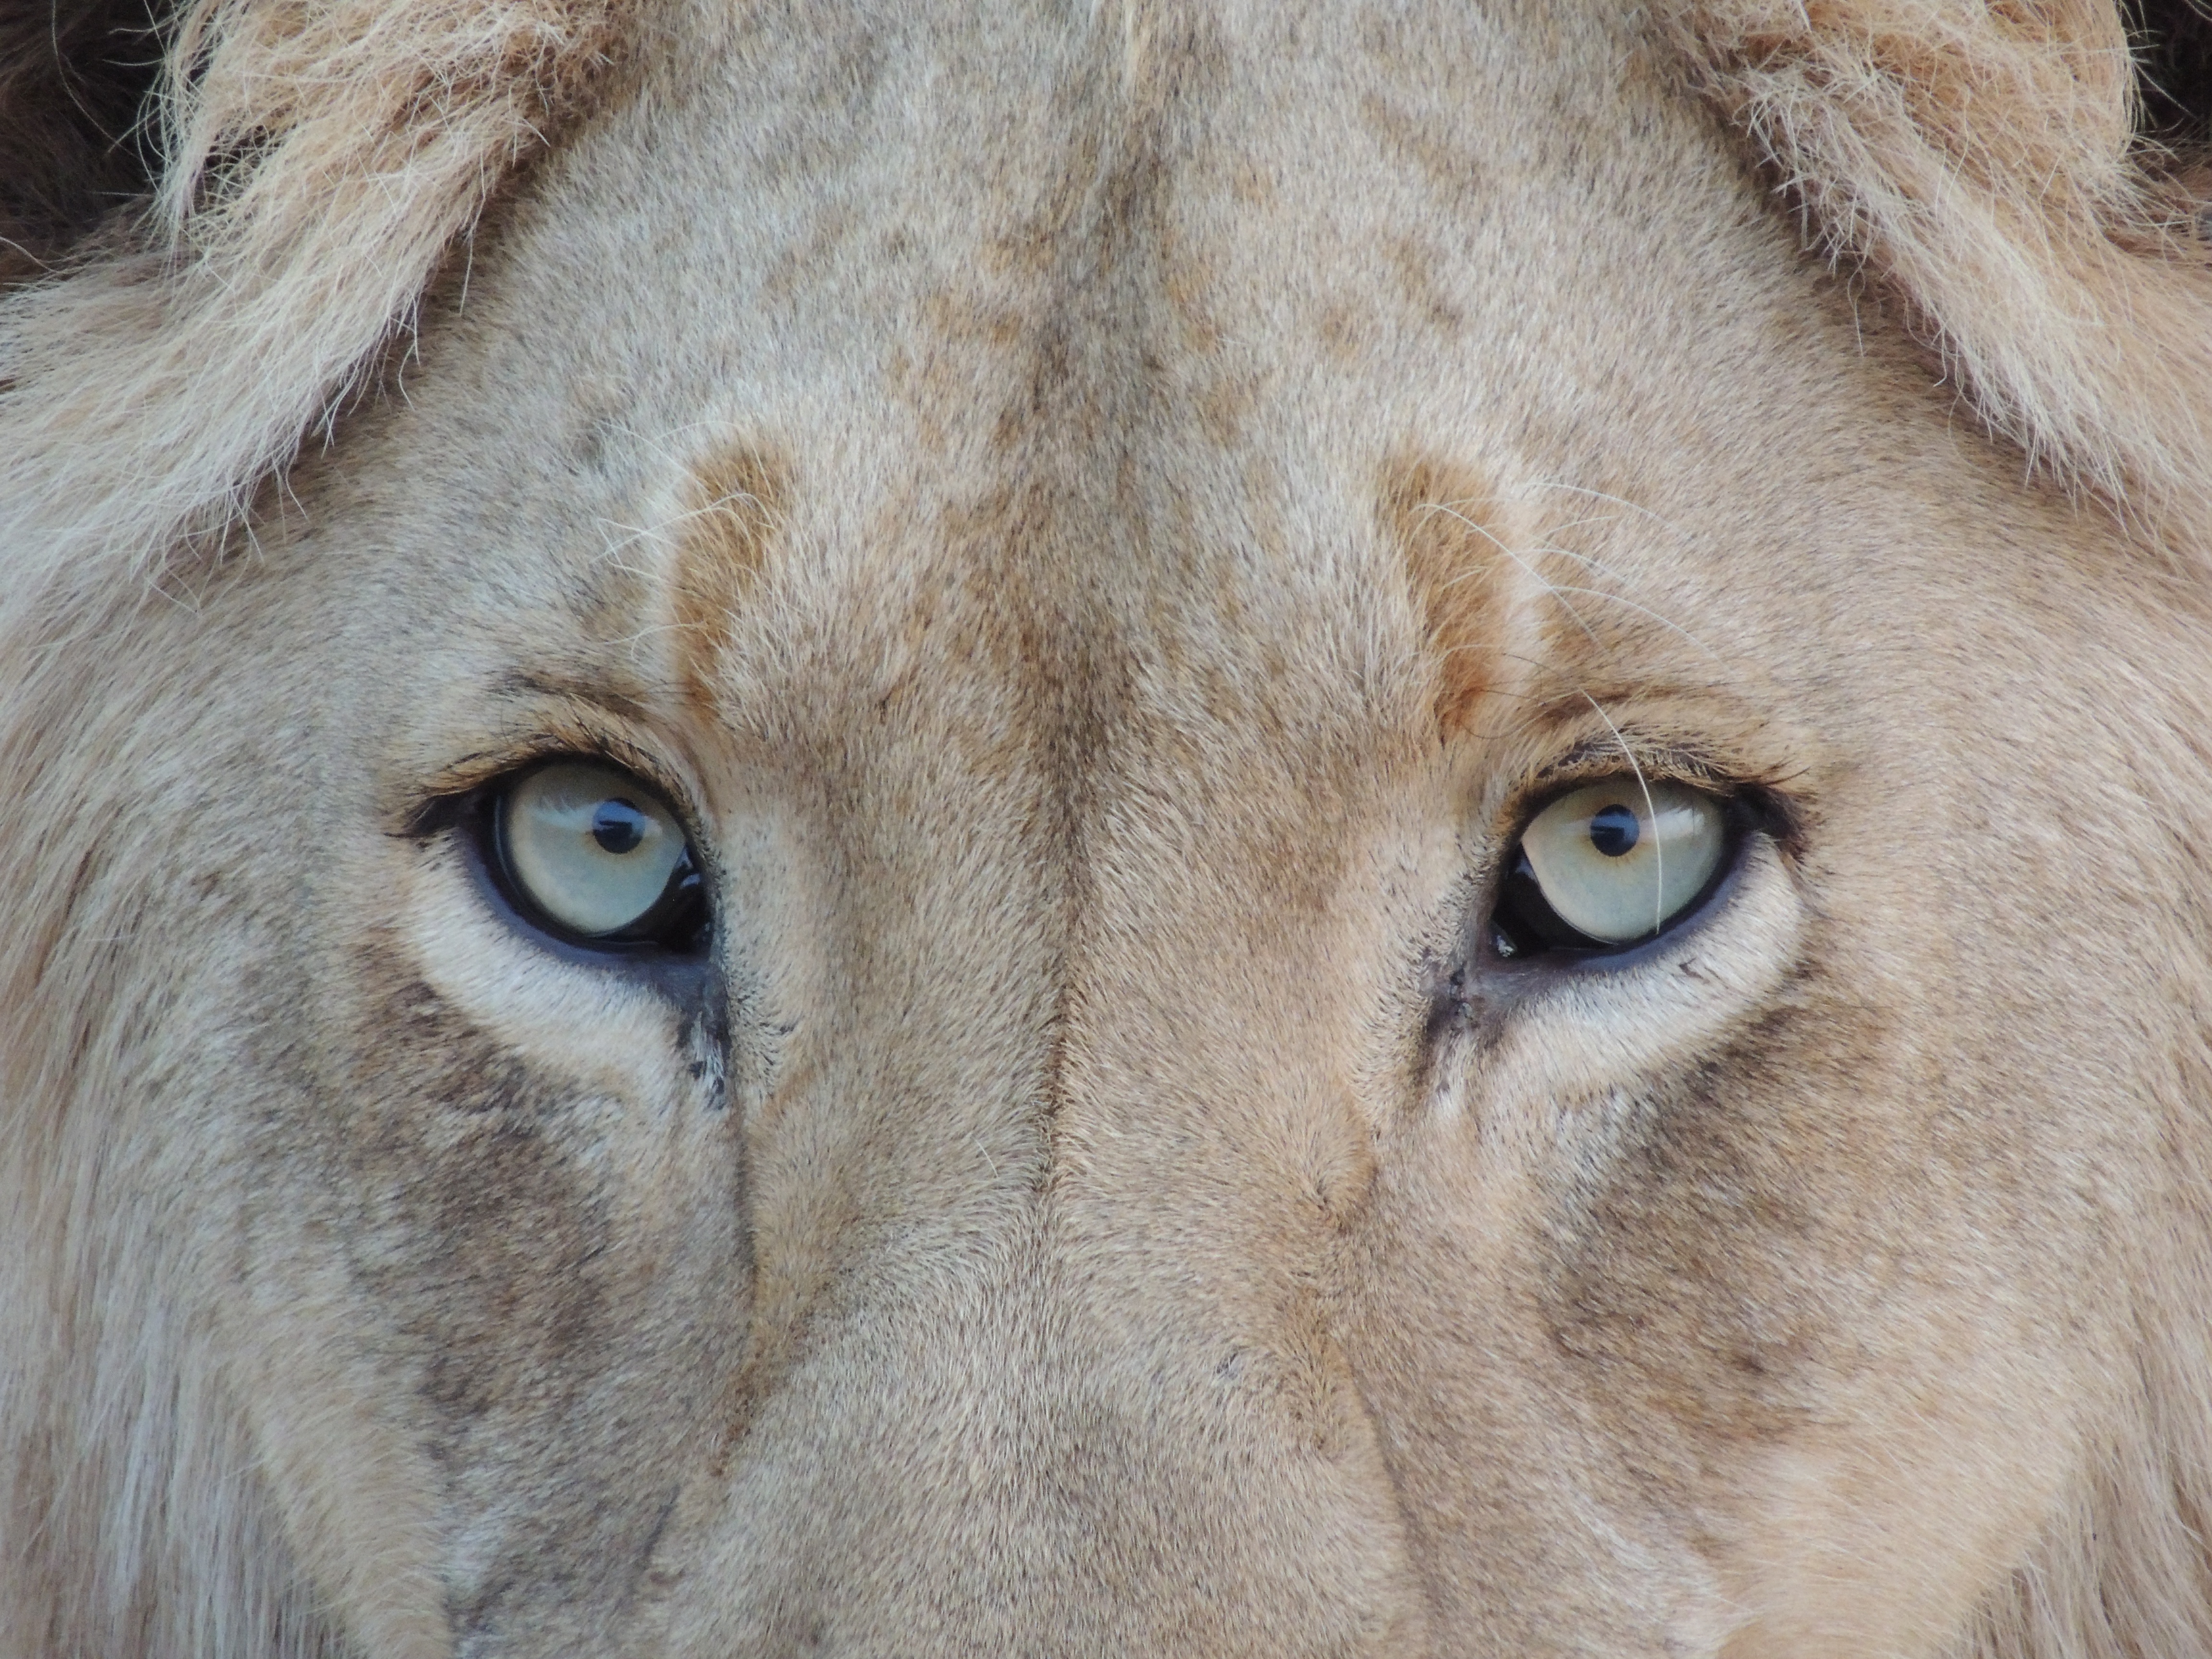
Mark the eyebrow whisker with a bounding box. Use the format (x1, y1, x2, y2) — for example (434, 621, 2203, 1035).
(1578, 689, 1664, 938)
(1414, 502, 1609, 657)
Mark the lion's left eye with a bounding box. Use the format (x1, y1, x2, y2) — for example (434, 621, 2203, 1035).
(1492, 779, 1729, 956)
(489, 760, 708, 951)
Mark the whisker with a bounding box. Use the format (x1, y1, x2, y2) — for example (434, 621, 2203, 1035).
(1578, 690, 1663, 937)
(1520, 480, 1695, 546)
(1531, 580, 1720, 658)
(1413, 503, 1609, 655)
(1421, 495, 1718, 660)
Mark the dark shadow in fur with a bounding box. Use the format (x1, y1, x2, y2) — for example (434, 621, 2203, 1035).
(2130, 0, 2212, 148)
(0, 0, 164, 281)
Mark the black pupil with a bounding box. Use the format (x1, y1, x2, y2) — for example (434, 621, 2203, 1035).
(1587, 803, 1640, 858)
(591, 798, 648, 855)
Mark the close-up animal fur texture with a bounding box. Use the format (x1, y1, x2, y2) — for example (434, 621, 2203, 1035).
(7, 0, 2212, 1653)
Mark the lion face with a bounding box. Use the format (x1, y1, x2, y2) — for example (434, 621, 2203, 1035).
(7, 1, 2212, 1655)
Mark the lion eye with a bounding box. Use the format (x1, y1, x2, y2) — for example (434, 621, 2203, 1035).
(491, 761, 707, 950)
(1493, 779, 1728, 955)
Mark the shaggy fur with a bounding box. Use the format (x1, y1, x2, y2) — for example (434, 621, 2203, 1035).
(1668, 0, 2212, 558)
(0, 0, 624, 605)
(5, 1, 2212, 1656)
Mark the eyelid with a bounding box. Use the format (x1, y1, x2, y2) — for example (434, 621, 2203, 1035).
(398, 722, 702, 842)
(1493, 746, 1739, 846)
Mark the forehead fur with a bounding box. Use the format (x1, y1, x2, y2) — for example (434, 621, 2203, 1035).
(6, 0, 2212, 604)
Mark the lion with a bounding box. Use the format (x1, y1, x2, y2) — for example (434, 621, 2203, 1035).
(5, 0, 2212, 1652)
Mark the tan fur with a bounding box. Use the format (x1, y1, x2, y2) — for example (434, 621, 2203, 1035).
(1382, 455, 1527, 738)
(673, 444, 787, 711)
(6, 1, 2212, 1656)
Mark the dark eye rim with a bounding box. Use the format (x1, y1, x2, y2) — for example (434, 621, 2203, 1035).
(466, 756, 713, 959)
(1486, 784, 1773, 966)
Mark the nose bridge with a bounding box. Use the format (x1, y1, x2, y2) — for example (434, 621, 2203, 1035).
(649, 549, 1428, 1656)
(639, 8, 1436, 1639)
(1037, 868, 1430, 1654)
(671, 1048, 1430, 1659)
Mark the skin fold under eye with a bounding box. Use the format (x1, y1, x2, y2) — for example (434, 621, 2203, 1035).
(489, 759, 709, 952)
(1492, 778, 1731, 958)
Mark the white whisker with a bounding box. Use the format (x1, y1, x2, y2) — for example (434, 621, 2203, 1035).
(1578, 691, 1662, 937)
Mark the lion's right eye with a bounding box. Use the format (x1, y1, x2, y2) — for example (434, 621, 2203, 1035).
(1491, 778, 1731, 957)
(489, 760, 709, 952)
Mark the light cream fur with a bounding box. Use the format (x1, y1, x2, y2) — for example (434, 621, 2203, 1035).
(4, 1, 2212, 1656)
(1669, 0, 2212, 556)
(0, 0, 621, 604)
